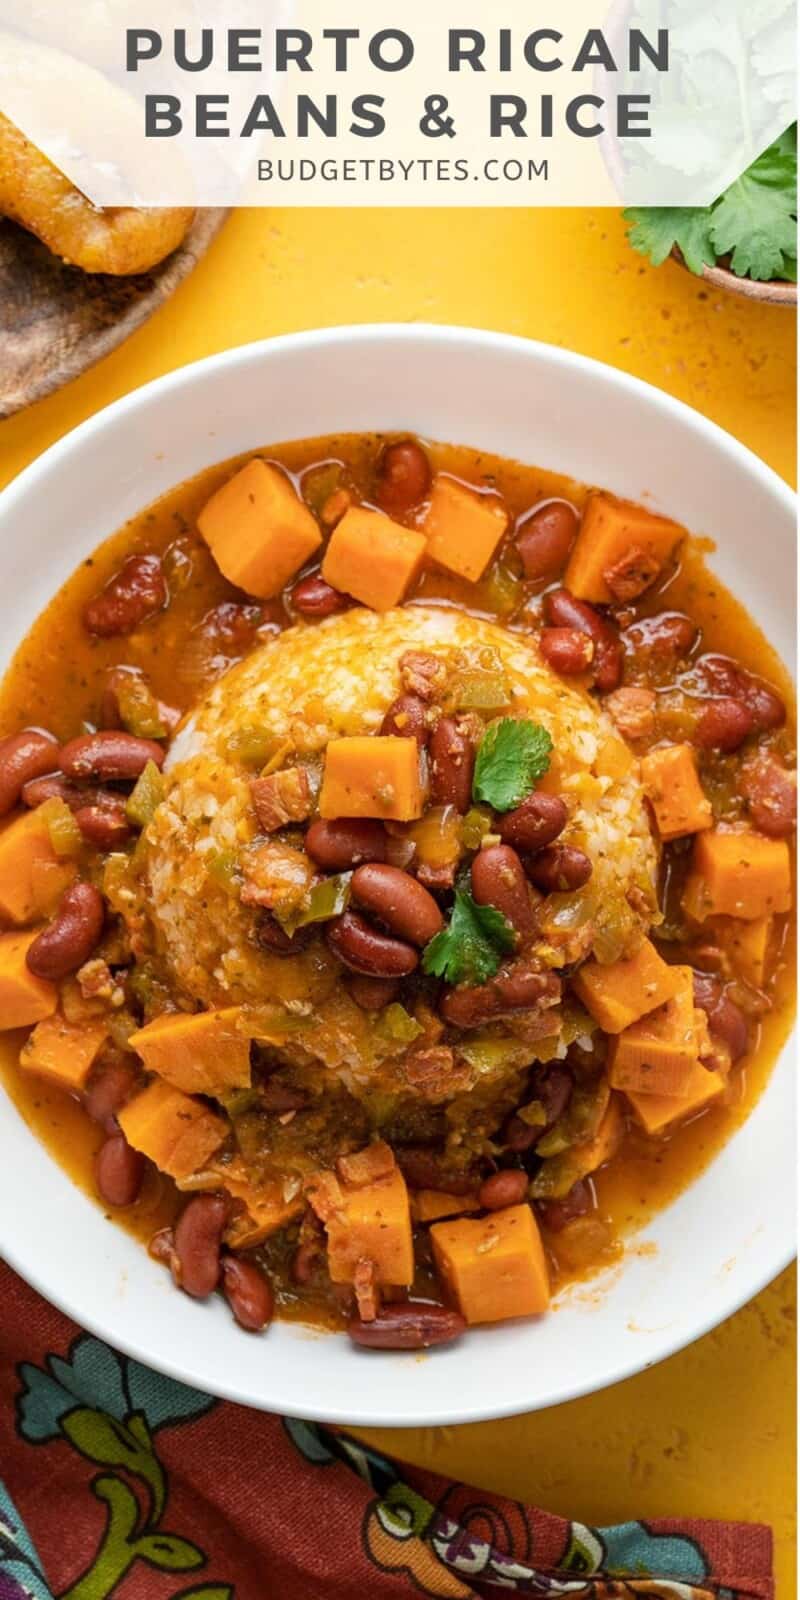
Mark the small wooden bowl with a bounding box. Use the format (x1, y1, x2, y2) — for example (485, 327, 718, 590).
(0, 208, 229, 420)
(671, 247, 797, 307)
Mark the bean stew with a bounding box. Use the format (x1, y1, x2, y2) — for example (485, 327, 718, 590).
(0, 433, 794, 1349)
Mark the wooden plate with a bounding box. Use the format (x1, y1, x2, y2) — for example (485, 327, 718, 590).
(671, 246, 797, 307)
(0, 208, 229, 420)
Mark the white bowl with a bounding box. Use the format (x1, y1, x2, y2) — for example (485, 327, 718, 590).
(0, 326, 795, 1426)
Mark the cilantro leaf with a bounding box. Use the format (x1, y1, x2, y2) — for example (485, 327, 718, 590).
(623, 125, 798, 285)
(709, 128, 797, 280)
(623, 206, 716, 275)
(422, 889, 516, 987)
(472, 718, 553, 812)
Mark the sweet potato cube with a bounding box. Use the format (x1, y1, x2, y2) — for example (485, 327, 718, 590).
(337, 1140, 396, 1188)
(118, 1080, 227, 1181)
(573, 1095, 625, 1179)
(572, 938, 682, 1033)
(682, 830, 791, 922)
(423, 477, 509, 582)
(626, 1061, 725, 1134)
(319, 736, 423, 822)
(0, 929, 57, 1029)
(717, 916, 773, 989)
(609, 967, 701, 1098)
(322, 505, 426, 611)
(0, 810, 74, 927)
(20, 1014, 108, 1091)
(431, 1204, 549, 1325)
(642, 744, 712, 841)
(325, 1166, 414, 1286)
(129, 1007, 251, 1097)
(215, 1160, 303, 1248)
(225, 1188, 303, 1249)
(305, 1169, 345, 1223)
(412, 1189, 480, 1222)
(565, 491, 684, 605)
(197, 458, 322, 599)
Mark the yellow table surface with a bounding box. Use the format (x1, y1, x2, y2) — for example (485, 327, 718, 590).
(1, 207, 796, 1593)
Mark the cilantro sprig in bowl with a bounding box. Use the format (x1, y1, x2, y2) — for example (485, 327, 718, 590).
(624, 124, 798, 306)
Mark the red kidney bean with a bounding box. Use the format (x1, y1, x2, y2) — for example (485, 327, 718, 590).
(74, 802, 132, 850)
(534, 1064, 574, 1128)
(327, 909, 419, 977)
(23, 776, 131, 839)
(381, 694, 430, 746)
(689, 941, 725, 974)
(537, 1178, 593, 1232)
(478, 1169, 529, 1210)
(711, 997, 749, 1063)
(695, 698, 754, 753)
(499, 793, 567, 853)
(375, 439, 432, 515)
(744, 684, 786, 734)
(692, 973, 749, 1063)
(544, 588, 623, 693)
(173, 1194, 229, 1298)
(544, 588, 601, 635)
(347, 973, 401, 1011)
(526, 845, 593, 894)
(351, 863, 443, 947)
(290, 572, 351, 618)
(503, 1116, 539, 1153)
(348, 1302, 466, 1350)
(502, 1066, 573, 1152)
(0, 729, 60, 817)
(260, 1079, 309, 1112)
(593, 639, 625, 694)
(255, 912, 314, 956)
(471, 844, 536, 937)
(84, 553, 167, 637)
(539, 627, 594, 675)
(221, 1257, 274, 1331)
(22, 773, 91, 809)
(738, 755, 796, 839)
(694, 655, 786, 733)
(305, 818, 388, 872)
(441, 965, 561, 1029)
(26, 882, 105, 981)
(60, 731, 164, 783)
(84, 1058, 141, 1133)
(429, 717, 475, 813)
(95, 1133, 144, 1208)
(201, 600, 263, 655)
(290, 1239, 322, 1286)
(396, 1147, 478, 1194)
(515, 502, 578, 581)
(24, 777, 133, 850)
(621, 612, 697, 662)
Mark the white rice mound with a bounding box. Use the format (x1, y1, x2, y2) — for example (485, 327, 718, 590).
(143, 606, 657, 1011)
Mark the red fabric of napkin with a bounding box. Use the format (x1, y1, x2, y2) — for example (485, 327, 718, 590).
(0, 1261, 773, 1600)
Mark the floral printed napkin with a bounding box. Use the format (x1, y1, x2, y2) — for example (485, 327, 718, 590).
(0, 1263, 773, 1600)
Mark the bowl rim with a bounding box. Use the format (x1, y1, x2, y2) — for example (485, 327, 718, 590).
(2, 322, 796, 515)
(0, 323, 795, 1425)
